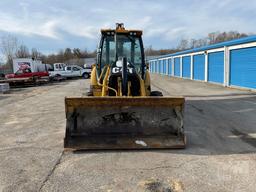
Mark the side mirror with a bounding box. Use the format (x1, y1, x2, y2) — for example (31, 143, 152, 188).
(146, 63, 149, 70)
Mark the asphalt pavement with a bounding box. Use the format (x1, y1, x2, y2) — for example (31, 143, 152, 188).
(0, 75, 256, 192)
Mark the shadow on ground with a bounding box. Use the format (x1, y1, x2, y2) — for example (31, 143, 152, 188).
(70, 95, 256, 156)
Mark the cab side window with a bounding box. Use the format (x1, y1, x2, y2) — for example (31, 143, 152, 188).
(73, 67, 80, 71)
(15, 70, 24, 74)
(100, 36, 115, 68)
(24, 68, 31, 73)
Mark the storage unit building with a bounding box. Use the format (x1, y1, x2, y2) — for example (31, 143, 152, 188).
(148, 35, 256, 91)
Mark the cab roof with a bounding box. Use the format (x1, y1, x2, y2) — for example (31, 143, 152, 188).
(101, 23, 142, 36)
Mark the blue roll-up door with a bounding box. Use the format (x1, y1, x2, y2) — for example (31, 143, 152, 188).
(182, 56, 191, 78)
(168, 58, 172, 76)
(160, 60, 163, 74)
(154, 61, 157, 73)
(174, 57, 180, 76)
(166, 59, 168, 74)
(163, 60, 166, 74)
(208, 51, 224, 83)
(158, 60, 161, 74)
(230, 47, 256, 89)
(159, 60, 161, 74)
(193, 54, 205, 80)
(162, 60, 164, 74)
(157, 60, 161, 74)
(161, 60, 163, 74)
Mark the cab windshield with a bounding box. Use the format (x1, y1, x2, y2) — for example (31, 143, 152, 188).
(100, 34, 143, 73)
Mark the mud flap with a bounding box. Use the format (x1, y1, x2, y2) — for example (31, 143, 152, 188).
(64, 97, 185, 150)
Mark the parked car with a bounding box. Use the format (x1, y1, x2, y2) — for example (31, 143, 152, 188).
(5, 68, 49, 79)
(49, 63, 91, 79)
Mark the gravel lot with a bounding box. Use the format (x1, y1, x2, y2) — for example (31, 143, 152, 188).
(0, 75, 256, 192)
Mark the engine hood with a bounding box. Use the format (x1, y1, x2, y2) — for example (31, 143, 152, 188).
(5, 73, 15, 79)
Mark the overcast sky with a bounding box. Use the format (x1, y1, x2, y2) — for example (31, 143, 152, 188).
(0, 0, 255, 58)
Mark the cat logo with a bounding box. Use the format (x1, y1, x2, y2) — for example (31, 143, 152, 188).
(112, 67, 133, 74)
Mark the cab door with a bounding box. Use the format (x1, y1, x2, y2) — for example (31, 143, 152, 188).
(65, 66, 72, 77)
(72, 66, 82, 77)
(15, 69, 32, 78)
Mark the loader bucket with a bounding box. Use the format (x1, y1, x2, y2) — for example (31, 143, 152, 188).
(64, 97, 185, 150)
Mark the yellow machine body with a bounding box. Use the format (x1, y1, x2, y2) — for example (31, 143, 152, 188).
(64, 24, 185, 150)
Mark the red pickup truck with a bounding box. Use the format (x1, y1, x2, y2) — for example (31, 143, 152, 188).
(5, 68, 49, 79)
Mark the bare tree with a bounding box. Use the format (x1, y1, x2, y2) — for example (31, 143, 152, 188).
(196, 38, 208, 48)
(31, 48, 42, 59)
(190, 39, 198, 49)
(177, 39, 189, 50)
(145, 45, 154, 56)
(208, 32, 219, 45)
(73, 48, 82, 58)
(0, 35, 18, 71)
(16, 44, 30, 58)
(64, 48, 73, 61)
(57, 49, 64, 63)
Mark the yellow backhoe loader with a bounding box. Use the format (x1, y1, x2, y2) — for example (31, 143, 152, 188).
(64, 23, 185, 150)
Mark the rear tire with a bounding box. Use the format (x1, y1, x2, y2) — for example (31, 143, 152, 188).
(32, 76, 39, 86)
(82, 73, 90, 79)
(86, 91, 93, 96)
(150, 91, 163, 96)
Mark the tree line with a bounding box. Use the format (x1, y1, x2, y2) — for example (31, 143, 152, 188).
(0, 35, 96, 72)
(145, 31, 251, 56)
(1, 31, 252, 71)
(42, 48, 96, 64)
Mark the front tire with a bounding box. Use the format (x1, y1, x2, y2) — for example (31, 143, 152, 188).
(55, 74, 62, 81)
(150, 91, 163, 96)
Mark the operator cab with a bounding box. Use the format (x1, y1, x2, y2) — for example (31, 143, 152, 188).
(97, 23, 146, 79)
